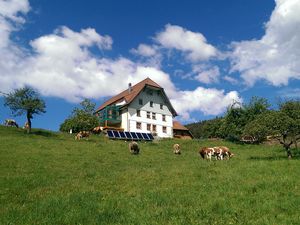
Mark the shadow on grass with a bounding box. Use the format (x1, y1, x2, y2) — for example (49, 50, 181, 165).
(31, 129, 58, 138)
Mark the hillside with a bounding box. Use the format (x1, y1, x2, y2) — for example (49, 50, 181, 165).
(0, 126, 299, 225)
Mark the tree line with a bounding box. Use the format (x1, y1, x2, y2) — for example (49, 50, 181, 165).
(186, 97, 300, 158)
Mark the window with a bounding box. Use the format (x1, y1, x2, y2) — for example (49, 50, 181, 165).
(136, 109, 141, 117)
(163, 126, 167, 133)
(139, 99, 143, 105)
(147, 111, 151, 119)
(136, 122, 141, 130)
(160, 104, 163, 110)
(150, 101, 153, 107)
(152, 125, 157, 132)
(147, 124, 151, 131)
(152, 112, 156, 120)
(162, 114, 166, 122)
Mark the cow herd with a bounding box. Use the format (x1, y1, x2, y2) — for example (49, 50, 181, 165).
(199, 146, 234, 160)
(126, 142, 234, 161)
(73, 129, 234, 160)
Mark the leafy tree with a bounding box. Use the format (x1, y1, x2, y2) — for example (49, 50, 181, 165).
(244, 106, 300, 159)
(3, 87, 46, 133)
(186, 117, 223, 139)
(60, 99, 99, 133)
(279, 99, 300, 149)
(219, 97, 270, 141)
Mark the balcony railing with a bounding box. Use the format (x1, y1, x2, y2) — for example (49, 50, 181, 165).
(97, 105, 121, 125)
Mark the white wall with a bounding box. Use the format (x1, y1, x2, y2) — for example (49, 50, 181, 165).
(121, 87, 174, 138)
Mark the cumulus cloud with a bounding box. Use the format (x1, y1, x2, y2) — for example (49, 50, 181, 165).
(154, 24, 218, 62)
(0, 0, 241, 120)
(223, 75, 240, 85)
(171, 88, 242, 120)
(131, 43, 157, 57)
(193, 65, 220, 84)
(0, 0, 29, 47)
(230, 0, 300, 86)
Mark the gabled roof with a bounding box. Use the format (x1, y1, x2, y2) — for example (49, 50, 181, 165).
(173, 121, 189, 131)
(95, 77, 177, 116)
(173, 120, 194, 138)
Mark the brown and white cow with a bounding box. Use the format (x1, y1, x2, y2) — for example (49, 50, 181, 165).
(75, 131, 90, 140)
(213, 146, 234, 160)
(199, 146, 234, 161)
(218, 146, 234, 159)
(173, 144, 181, 154)
(199, 147, 215, 161)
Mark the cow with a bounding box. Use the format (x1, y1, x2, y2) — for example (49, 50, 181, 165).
(173, 144, 181, 154)
(199, 146, 234, 161)
(199, 147, 215, 161)
(4, 119, 19, 128)
(75, 131, 90, 140)
(215, 146, 234, 159)
(129, 141, 140, 155)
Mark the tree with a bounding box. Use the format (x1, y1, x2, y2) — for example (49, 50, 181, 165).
(219, 97, 270, 141)
(3, 87, 46, 133)
(244, 108, 300, 159)
(60, 99, 99, 133)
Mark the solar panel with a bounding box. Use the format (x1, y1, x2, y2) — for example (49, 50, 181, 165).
(141, 133, 149, 140)
(112, 130, 120, 138)
(131, 132, 138, 139)
(107, 130, 153, 141)
(147, 133, 154, 140)
(107, 130, 115, 138)
(120, 132, 126, 139)
(136, 133, 143, 139)
(124, 131, 132, 139)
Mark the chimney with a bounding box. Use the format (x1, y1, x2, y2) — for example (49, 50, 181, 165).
(128, 83, 132, 93)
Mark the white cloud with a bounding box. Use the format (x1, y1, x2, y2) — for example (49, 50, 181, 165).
(171, 87, 242, 120)
(223, 75, 240, 85)
(131, 43, 157, 57)
(154, 24, 218, 62)
(0, 0, 30, 22)
(193, 65, 220, 84)
(0, 0, 241, 121)
(230, 0, 300, 86)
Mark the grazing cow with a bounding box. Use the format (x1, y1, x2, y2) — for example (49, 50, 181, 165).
(173, 144, 181, 154)
(216, 146, 234, 159)
(199, 146, 234, 161)
(4, 119, 19, 128)
(75, 131, 90, 140)
(199, 147, 215, 161)
(129, 141, 140, 154)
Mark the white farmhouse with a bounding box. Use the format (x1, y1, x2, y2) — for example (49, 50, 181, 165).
(95, 78, 178, 138)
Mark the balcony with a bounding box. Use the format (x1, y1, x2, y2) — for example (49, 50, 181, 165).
(97, 105, 121, 129)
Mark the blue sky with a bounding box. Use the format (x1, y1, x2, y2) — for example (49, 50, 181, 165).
(0, 0, 299, 131)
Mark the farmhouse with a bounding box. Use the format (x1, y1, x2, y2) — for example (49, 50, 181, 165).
(95, 77, 190, 138)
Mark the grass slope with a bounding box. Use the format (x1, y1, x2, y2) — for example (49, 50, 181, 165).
(0, 126, 299, 225)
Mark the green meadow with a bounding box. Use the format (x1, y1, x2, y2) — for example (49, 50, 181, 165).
(0, 126, 299, 225)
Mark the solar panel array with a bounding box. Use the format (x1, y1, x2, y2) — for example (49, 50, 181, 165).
(107, 130, 154, 141)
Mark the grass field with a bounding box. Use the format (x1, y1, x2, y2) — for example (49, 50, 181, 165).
(0, 126, 299, 225)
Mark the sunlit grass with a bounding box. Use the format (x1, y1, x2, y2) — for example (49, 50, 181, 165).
(0, 126, 299, 224)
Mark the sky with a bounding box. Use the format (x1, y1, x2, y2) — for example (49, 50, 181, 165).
(0, 0, 300, 131)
